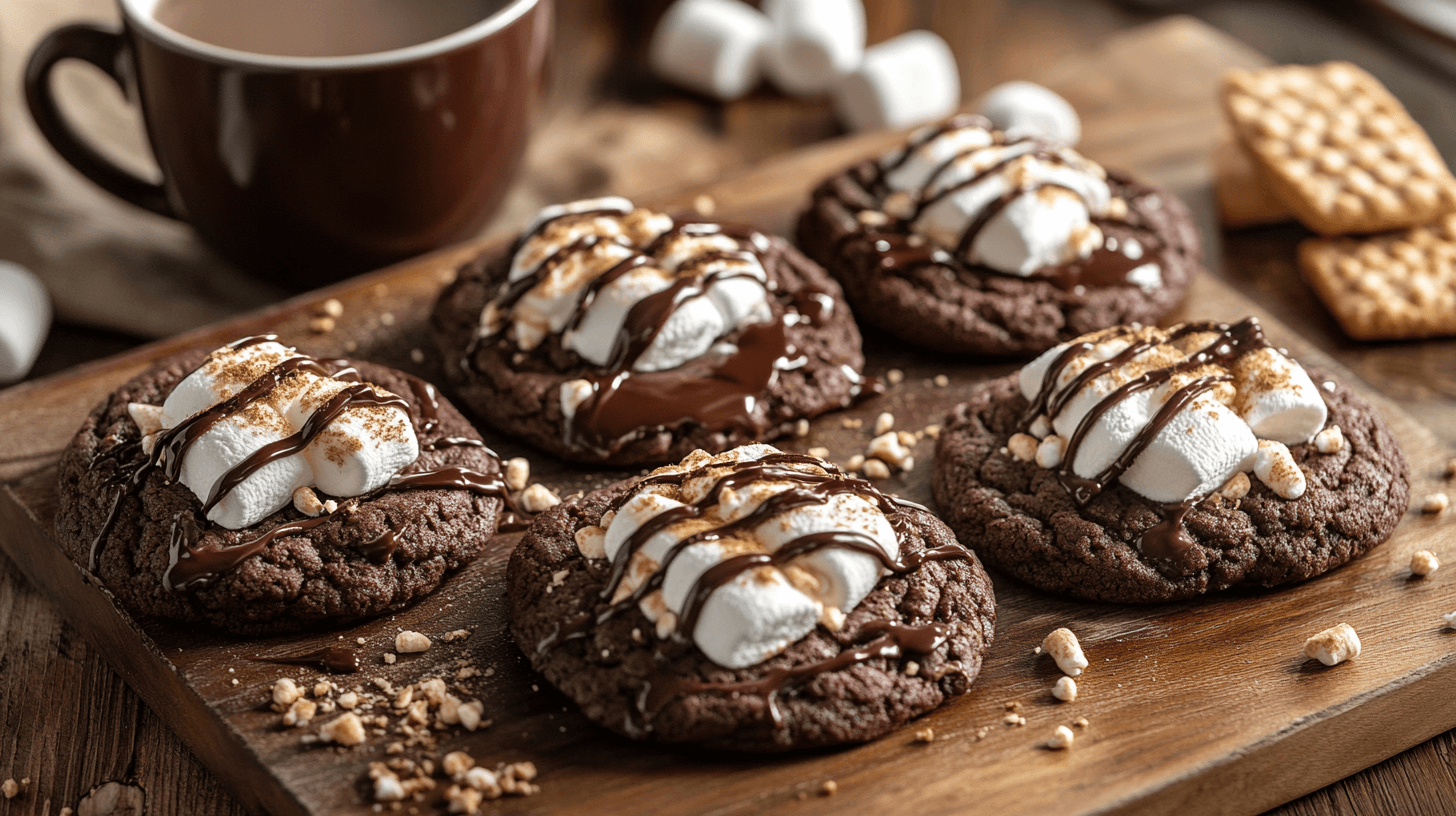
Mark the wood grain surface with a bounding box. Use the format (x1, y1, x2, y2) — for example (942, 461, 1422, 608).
(4, 13, 1456, 816)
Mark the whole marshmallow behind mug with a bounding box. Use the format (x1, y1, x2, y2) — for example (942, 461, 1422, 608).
(834, 30, 960, 132)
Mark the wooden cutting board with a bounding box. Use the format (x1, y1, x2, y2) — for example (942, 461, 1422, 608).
(3, 17, 1455, 816)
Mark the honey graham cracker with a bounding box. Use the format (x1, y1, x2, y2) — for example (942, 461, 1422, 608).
(1222, 61, 1456, 236)
(1299, 213, 1456, 340)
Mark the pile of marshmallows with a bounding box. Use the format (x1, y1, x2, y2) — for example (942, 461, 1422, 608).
(650, 0, 1081, 141)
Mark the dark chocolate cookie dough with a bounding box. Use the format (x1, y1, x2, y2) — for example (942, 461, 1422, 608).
(507, 479, 997, 752)
(56, 349, 503, 634)
(931, 371, 1409, 603)
(430, 233, 866, 466)
(797, 168, 1202, 357)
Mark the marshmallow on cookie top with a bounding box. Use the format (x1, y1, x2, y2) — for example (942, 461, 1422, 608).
(128, 338, 419, 530)
(575, 444, 904, 669)
(1016, 318, 1328, 505)
(877, 116, 1138, 280)
(479, 197, 775, 376)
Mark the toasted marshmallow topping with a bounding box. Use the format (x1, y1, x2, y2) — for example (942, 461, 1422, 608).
(136, 339, 419, 529)
(1017, 319, 1327, 506)
(877, 117, 1145, 280)
(586, 444, 901, 669)
(478, 197, 774, 375)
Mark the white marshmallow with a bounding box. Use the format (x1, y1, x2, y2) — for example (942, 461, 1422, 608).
(649, 0, 772, 101)
(635, 293, 727, 373)
(177, 406, 313, 529)
(1254, 439, 1306, 499)
(761, 0, 865, 96)
(564, 264, 675, 367)
(159, 341, 420, 528)
(128, 403, 165, 437)
(882, 124, 996, 194)
(1230, 347, 1327, 445)
(601, 445, 900, 669)
(494, 199, 773, 376)
(560, 379, 595, 424)
(162, 340, 296, 427)
(0, 261, 51, 383)
(978, 81, 1081, 146)
(915, 145, 1110, 276)
(282, 376, 419, 498)
(1019, 324, 1331, 506)
(834, 30, 960, 133)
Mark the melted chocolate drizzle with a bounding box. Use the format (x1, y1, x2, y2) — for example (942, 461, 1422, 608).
(472, 207, 815, 456)
(87, 339, 515, 592)
(254, 645, 361, 674)
(1023, 318, 1270, 575)
(539, 452, 970, 728)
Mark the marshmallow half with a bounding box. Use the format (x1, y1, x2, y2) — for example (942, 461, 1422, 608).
(978, 81, 1082, 146)
(601, 445, 900, 669)
(488, 200, 775, 375)
(649, 0, 772, 100)
(1019, 324, 1328, 505)
(762, 0, 865, 96)
(835, 30, 960, 133)
(158, 341, 420, 529)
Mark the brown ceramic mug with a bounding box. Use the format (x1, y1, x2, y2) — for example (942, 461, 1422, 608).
(24, 0, 551, 285)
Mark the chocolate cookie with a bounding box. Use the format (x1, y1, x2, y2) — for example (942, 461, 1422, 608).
(430, 198, 869, 466)
(796, 116, 1202, 357)
(56, 344, 506, 634)
(508, 449, 996, 751)
(932, 370, 1409, 603)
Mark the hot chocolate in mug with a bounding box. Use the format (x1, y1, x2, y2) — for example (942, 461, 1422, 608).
(25, 0, 551, 284)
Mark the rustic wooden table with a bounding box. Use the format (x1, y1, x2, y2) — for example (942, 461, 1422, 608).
(3, 1, 1456, 814)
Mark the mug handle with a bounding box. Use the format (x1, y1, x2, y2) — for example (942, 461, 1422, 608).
(23, 24, 176, 219)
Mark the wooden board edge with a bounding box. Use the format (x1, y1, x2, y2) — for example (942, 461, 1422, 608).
(1102, 652, 1456, 815)
(0, 483, 311, 816)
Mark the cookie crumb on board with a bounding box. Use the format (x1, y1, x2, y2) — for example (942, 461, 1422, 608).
(1304, 623, 1361, 666)
(820, 780, 838, 797)
(1422, 493, 1449, 515)
(1, 778, 21, 799)
(874, 412, 895, 435)
(505, 458, 530, 492)
(1042, 628, 1088, 676)
(913, 727, 935, 743)
(521, 483, 560, 513)
(1048, 725, 1076, 750)
(1411, 550, 1441, 576)
(1052, 676, 1078, 702)
(396, 631, 431, 654)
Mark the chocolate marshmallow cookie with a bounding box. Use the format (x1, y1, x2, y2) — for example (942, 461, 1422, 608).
(56, 337, 510, 634)
(932, 318, 1409, 603)
(797, 115, 1202, 356)
(431, 197, 870, 466)
(509, 445, 996, 751)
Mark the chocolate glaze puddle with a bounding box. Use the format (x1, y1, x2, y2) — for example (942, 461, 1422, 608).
(88, 339, 514, 592)
(1021, 318, 1270, 576)
(471, 207, 822, 457)
(537, 452, 969, 729)
(254, 645, 360, 674)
